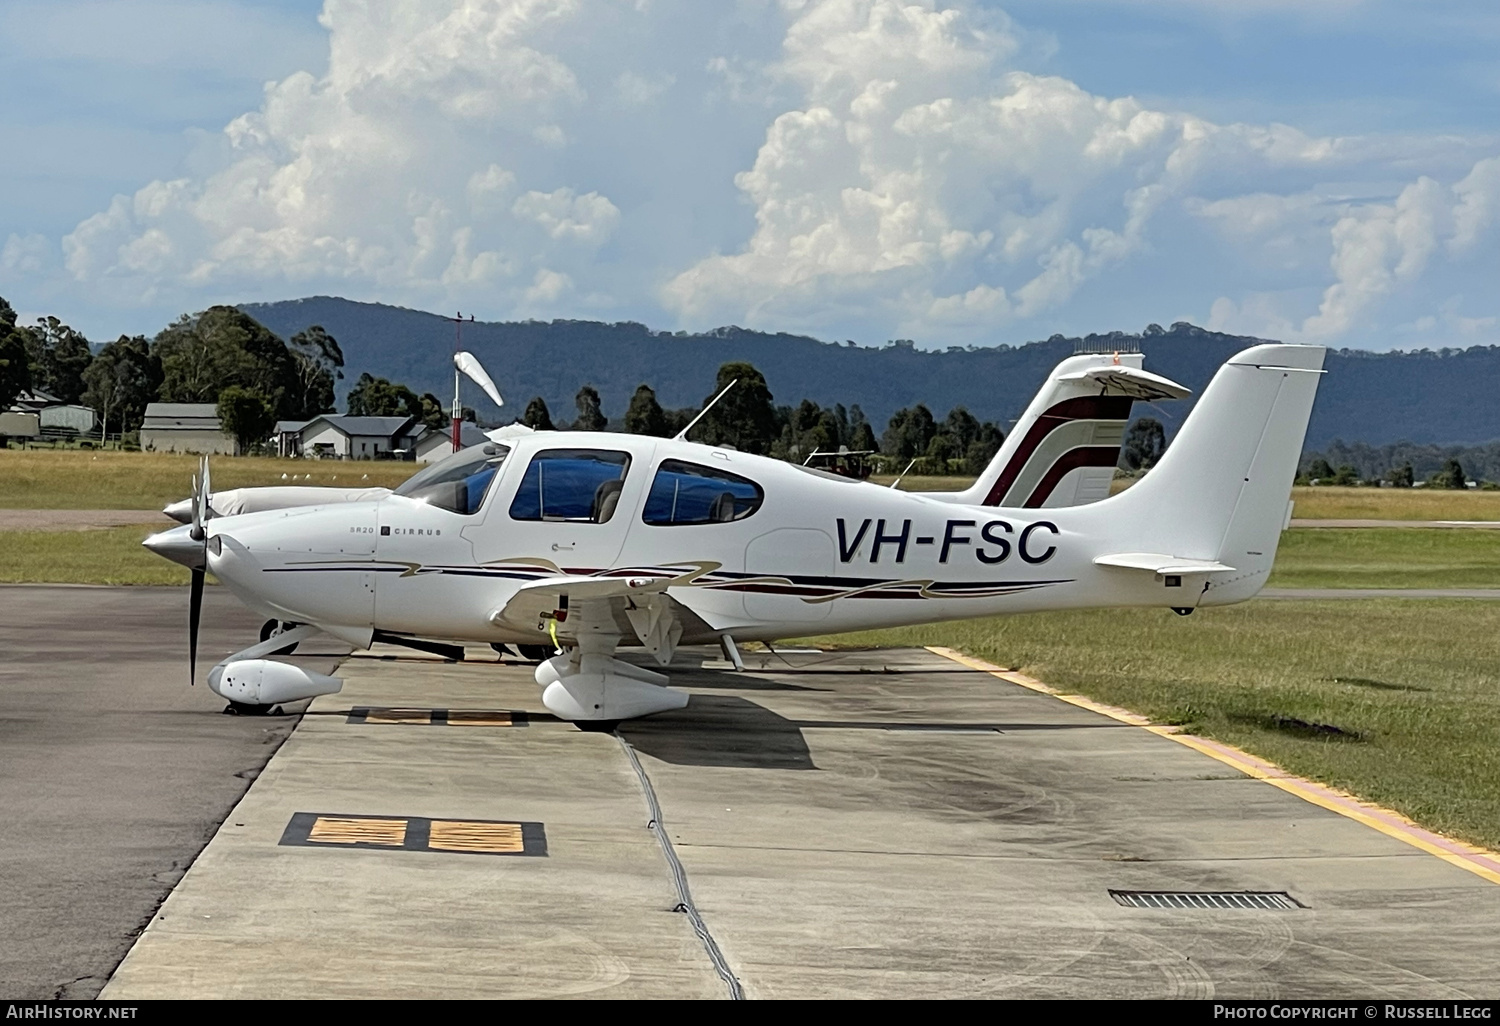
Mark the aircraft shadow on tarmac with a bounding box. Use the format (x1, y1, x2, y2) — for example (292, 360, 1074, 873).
(619, 692, 819, 770)
(617, 665, 1130, 771)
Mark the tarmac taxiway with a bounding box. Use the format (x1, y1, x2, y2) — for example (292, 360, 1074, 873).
(0, 585, 345, 999)
(83, 631, 1500, 999)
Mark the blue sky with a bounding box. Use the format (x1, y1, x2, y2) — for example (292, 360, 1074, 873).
(2, 0, 1496, 351)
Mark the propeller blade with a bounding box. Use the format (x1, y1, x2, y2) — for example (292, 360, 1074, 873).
(189, 566, 204, 686)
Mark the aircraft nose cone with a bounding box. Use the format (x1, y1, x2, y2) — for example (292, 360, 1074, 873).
(142, 524, 205, 570)
(161, 498, 193, 524)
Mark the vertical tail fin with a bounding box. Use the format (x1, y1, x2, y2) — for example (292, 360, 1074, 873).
(1101, 344, 1325, 597)
(937, 353, 1190, 509)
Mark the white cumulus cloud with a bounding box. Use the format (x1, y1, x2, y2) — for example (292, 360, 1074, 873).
(59, 0, 615, 315)
(39, 0, 1500, 347)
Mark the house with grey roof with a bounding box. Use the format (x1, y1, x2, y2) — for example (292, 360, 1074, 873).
(274, 419, 310, 458)
(140, 403, 236, 455)
(298, 414, 423, 459)
(4, 389, 97, 439)
(413, 421, 488, 462)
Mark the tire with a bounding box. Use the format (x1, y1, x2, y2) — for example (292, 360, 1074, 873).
(258, 618, 299, 656)
(224, 701, 274, 716)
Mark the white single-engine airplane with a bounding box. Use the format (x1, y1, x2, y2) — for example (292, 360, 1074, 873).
(144, 343, 1322, 728)
(155, 350, 1187, 658)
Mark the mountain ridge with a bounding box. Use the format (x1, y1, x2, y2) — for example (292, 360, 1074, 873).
(242, 296, 1500, 449)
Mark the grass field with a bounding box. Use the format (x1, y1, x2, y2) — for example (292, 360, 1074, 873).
(0, 526, 193, 586)
(795, 599, 1500, 851)
(0, 450, 422, 509)
(1287, 486, 1500, 521)
(7, 450, 1499, 521)
(1268, 529, 1500, 589)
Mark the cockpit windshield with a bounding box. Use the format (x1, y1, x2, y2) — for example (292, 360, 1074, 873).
(393, 443, 511, 515)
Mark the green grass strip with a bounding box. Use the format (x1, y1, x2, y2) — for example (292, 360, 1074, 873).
(1270, 528, 1500, 589)
(0, 527, 195, 586)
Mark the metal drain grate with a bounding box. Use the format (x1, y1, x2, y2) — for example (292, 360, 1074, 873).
(1110, 890, 1303, 910)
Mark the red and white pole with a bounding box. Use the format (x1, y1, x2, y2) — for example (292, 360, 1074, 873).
(447, 311, 476, 452)
(451, 312, 464, 452)
(452, 365, 462, 452)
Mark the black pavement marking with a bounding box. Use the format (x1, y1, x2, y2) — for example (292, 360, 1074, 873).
(346, 708, 529, 726)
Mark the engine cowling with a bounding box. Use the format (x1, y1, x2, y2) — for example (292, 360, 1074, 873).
(208, 659, 343, 706)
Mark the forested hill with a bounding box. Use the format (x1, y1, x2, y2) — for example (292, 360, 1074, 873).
(243, 296, 1500, 449)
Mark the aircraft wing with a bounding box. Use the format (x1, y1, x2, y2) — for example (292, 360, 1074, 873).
(1093, 552, 1235, 576)
(487, 574, 661, 626)
(485, 564, 728, 663)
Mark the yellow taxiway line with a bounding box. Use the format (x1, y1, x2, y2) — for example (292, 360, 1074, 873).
(927, 645, 1500, 888)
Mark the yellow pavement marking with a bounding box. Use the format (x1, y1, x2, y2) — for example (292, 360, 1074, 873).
(445, 711, 514, 727)
(926, 645, 1500, 888)
(364, 709, 435, 725)
(307, 816, 409, 847)
(427, 820, 525, 854)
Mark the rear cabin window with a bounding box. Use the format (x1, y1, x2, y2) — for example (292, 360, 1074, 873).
(508, 449, 631, 523)
(642, 459, 764, 526)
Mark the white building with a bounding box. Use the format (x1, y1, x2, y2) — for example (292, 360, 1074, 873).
(274, 420, 310, 458)
(140, 403, 236, 455)
(5, 389, 96, 438)
(299, 415, 422, 459)
(413, 422, 489, 462)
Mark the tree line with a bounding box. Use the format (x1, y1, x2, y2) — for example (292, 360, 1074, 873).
(1, 294, 455, 450)
(6, 295, 1004, 469)
(509, 361, 1007, 475)
(1300, 439, 1500, 488)
(0, 293, 1192, 482)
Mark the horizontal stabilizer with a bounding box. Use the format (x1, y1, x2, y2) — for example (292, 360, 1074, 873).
(1056, 365, 1192, 401)
(1093, 552, 1235, 576)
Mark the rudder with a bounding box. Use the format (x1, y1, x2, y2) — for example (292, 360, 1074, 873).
(1101, 344, 1325, 593)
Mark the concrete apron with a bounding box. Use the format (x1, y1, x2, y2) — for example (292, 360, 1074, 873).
(103, 647, 1500, 999)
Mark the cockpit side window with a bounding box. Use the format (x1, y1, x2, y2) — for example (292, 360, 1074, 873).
(642, 459, 764, 526)
(393, 443, 510, 516)
(508, 449, 631, 523)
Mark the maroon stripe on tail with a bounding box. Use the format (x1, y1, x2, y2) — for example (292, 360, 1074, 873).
(981, 396, 1133, 506)
(1022, 446, 1123, 508)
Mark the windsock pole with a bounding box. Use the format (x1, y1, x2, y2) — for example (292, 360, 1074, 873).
(452, 363, 462, 452)
(447, 312, 474, 452)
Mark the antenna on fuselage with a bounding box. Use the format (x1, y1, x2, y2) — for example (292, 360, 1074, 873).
(673, 379, 738, 442)
(889, 458, 917, 490)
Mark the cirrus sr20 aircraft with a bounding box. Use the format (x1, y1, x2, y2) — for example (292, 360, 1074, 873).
(143, 343, 1323, 728)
